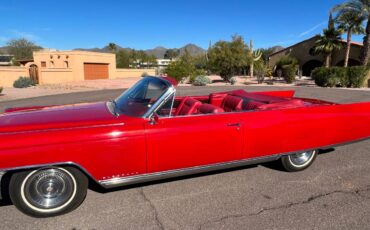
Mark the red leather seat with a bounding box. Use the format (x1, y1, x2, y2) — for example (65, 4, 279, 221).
(175, 97, 202, 116)
(198, 104, 224, 114)
(243, 100, 265, 110)
(257, 99, 305, 110)
(221, 95, 243, 112)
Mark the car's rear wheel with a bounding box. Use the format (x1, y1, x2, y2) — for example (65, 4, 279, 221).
(281, 150, 317, 172)
(9, 167, 88, 218)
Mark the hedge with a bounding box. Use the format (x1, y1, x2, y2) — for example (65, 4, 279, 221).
(312, 66, 368, 88)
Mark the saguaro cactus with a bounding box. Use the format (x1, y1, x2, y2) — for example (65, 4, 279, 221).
(249, 39, 262, 78)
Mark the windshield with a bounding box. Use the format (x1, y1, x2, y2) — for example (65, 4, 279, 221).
(114, 77, 172, 117)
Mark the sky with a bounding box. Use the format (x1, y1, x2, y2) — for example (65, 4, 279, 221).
(0, 0, 364, 50)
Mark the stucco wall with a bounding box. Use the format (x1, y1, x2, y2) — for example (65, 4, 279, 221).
(0, 67, 29, 87)
(115, 68, 156, 78)
(39, 69, 74, 84)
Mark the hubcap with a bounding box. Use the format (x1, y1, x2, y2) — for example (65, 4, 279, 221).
(288, 150, 315, 166)
(23, 168, 75, 210)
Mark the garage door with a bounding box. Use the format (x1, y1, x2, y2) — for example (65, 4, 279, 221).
(84, 63, 109, 80)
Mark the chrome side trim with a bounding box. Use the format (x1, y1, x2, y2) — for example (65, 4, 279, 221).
(0, 171, 4, 199)
(99, 154, 281, 188)
(0, 123, 125, 136)
(99, 136, 370, 189)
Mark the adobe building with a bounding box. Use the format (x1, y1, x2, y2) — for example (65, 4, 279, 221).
(268, 35, 363, 76)
(0, 50, 155, 87)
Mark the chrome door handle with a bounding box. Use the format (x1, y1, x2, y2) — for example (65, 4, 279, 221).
(227, 123, 241, 127)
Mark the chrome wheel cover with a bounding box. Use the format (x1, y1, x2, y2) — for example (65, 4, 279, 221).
(22, 168, 75, 211)
(288, 150, 315, 167)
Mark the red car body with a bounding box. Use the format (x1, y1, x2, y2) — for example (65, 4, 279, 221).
(0, 77, 369, 190)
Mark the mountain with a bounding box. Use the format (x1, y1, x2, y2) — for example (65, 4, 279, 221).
(179, 44, 206, 56)
(0, 43, 206, 58)
(74, 44, 206, 58)
(145, 46, 168, 59)
(270, 46, 285, 54)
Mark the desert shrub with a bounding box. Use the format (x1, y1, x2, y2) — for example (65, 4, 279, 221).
(141, 72, 149, 77)
(348, 66, 369, 88)
(266, 67, 273, 78)
(281, 65, 297, 83)
(230, 77, 237, 85)
(275, 56, 299, 83)
(276, 56, 299, 68)
(164, 58, 206, 83)
(192, 75, 211, 86)
(13, 77, 36, 88)
(254, 61, 268, 84)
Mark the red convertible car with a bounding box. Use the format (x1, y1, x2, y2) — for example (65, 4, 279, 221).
(0, 76, 369, 217)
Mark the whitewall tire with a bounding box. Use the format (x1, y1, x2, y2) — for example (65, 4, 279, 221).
(281, 150, 317, 172)
(9, 167, 88, 217)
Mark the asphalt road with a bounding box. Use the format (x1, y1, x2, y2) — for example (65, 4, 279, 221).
(0, 86, 370, 230)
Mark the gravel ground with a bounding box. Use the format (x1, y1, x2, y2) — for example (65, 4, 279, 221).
(0, 86, 369, 230)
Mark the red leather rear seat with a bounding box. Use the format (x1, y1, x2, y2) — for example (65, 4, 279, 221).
(221, 95, 243, 112)
(243, 100, 265, 110)
(198, 104, 224, 114)
(257, 99, 305, 110)
(175, 97, 202, 116)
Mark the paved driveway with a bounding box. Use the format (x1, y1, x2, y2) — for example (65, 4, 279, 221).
(0, 86, 369, 229)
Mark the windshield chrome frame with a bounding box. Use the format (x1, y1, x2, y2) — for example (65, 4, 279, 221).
(143, 85, 176, 118)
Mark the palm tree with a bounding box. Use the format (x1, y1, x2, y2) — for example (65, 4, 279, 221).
(314, 28, 342, 67)
(332, 0, 370, 66)
(108, 43, 117, 53)
(335, 12, 365, 67)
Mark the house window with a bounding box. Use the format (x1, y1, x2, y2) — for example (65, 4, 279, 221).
(41, 61, 46, 67)
(64, 61, 69, 68)
(50, 61, 54, 68)
(309, 47, 317, 56)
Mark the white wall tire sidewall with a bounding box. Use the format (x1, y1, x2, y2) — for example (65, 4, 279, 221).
(287, 150, 316, 168)
(20, 168, 78, 214)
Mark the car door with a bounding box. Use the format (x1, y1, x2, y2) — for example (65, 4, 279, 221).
(145, 113, 244, 173)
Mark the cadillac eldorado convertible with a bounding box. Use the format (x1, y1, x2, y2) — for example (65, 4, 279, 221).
(0, 76, 369, 217)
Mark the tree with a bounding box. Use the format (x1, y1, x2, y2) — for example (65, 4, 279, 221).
(314, 19, 342, 67)
(335, 11, 365, 67)
(164, 50, 205, 82)
(332, 0, 370, 65)
(208, 35, 251, 81)
(164, 49, 180, 59)
(116, 50, 130, 68)
(7, 38, 42, 62)
(108, 43, 118, 52)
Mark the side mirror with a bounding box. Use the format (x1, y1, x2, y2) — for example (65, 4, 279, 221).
(149, 114, 159, 125)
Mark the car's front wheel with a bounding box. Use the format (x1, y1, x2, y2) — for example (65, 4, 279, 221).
(281, 150, 317, 172)
(9, 166, 88, 218)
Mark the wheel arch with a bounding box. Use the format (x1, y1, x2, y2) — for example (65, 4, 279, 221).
(0, 162, 100, 199)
